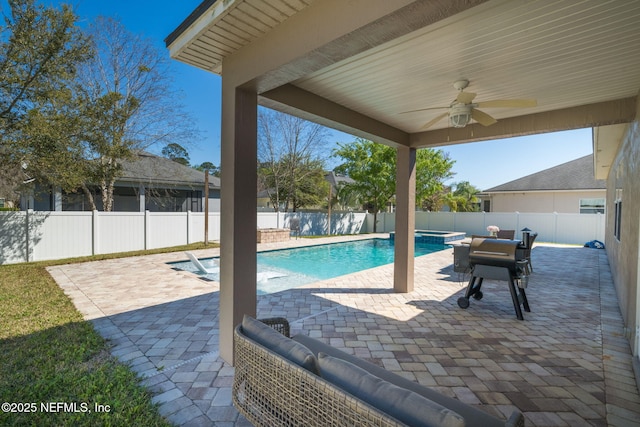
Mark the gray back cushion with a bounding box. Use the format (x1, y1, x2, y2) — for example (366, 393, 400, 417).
(241, 315, 319, 375)
(318, 353, 465, 427)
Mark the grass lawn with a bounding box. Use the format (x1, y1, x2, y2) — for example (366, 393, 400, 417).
(0, 243, 217, 426)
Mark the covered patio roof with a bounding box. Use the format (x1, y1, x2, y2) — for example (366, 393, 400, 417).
(166, 0, 640, 363)
(167, 0, 639, 149)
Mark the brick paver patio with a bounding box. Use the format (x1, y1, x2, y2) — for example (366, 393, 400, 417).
(47, 235, 640, 426)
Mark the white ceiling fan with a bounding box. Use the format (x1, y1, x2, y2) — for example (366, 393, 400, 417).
(402, 79, 537, 129)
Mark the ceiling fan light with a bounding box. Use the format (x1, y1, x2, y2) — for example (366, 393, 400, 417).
(450, 112, 471, 128)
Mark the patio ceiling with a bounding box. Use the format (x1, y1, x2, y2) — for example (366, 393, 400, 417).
(168, 0, 640, 167)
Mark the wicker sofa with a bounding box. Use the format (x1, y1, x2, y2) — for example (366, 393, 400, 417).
(232, 316, 524, 427)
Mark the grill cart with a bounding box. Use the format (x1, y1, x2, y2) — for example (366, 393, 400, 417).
(457, 238, 531, 320)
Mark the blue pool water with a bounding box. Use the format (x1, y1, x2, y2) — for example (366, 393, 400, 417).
(170, 238, 448, 294)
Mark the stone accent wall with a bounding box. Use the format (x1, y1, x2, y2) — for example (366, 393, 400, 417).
(256, 228, 290, 243)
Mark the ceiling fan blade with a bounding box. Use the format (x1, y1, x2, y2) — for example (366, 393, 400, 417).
(476, 99, 537, 108)
(400, 106, 448, 114)
(471, 108, 497, 126)
(420, 112, 448, 130)
(456, 91, 476, 104)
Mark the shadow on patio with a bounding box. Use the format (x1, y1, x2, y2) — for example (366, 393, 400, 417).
(49, 243, 640, 426)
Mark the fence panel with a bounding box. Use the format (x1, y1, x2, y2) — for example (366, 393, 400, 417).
(555, 213, 604, 244)
(96, 212, 145, 254)
(375, 211, 605, 244)
(147, 212, 188, 249)
(451, 212, 486, 235)
(0, 211, 27, 264)
(257, 212, 279, 229)
(423, 212, 455, 231)
(332, 212, 367, 235)
(32, 211, 93, 261)
(516, 213, 557, 243)
(189, 212, 221, 243)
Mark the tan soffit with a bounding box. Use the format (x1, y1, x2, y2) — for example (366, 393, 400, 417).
(167, 0, 315, 74)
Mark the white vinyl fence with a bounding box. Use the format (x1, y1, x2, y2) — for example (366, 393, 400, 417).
(375, 211, 605, 245)
(0, 210, 603, 265)
(0, 210, 367, 265)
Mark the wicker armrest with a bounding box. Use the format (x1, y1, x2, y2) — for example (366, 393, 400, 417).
(258, 317, 290, 338)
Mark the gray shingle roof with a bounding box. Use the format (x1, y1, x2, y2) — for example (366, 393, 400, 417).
(119, 153, 220, 188)
(325, 171, 355, 189)
(483, 154, 605, 192)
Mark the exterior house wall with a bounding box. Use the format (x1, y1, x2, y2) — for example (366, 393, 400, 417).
(605, 106, 640, 357)
(488, 190, 605, 213)
(22, 184, 221, 212)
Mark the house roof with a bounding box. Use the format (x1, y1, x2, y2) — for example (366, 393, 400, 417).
(119, 153, 220, 188)
(483, 154, 606, 193)
(324, 171, 354, 190)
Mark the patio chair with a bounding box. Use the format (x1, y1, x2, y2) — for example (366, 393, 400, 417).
(496, 229, 515, 239)
(185, 252, 219, 274)
(289, 217, 301, 239)
(522, 233, 538, 275)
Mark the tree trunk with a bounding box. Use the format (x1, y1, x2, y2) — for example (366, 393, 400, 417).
(100, 178, 116, 211)
(373, 210, 378, 233)
(81, 184, 98, 211)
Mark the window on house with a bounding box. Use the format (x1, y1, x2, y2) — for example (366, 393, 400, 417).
(579, 198, 605, 214)
(0, 198, 4, 208)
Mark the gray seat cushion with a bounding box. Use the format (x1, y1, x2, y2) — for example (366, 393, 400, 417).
(241, 315, 319, 375)
(318, 352, 465, 427)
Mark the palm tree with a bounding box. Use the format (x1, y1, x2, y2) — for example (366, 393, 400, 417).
(450, 181, 480, 212)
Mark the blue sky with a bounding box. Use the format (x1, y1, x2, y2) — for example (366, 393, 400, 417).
(39, 1, 593, 190)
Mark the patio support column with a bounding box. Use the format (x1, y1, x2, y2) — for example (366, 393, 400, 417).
(394, 146, 416, 293)
(219, 84, 258, 364)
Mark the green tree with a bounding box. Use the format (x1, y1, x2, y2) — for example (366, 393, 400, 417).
(73, 17, 196, 211)
(332, 139, 396, 231)
(333, 139, 456, 229)
(194, 161, 220, 176)
(0, 0, 90, 198)
(447, 181, 480, 212)
(162, 143, 190, 166)
(415, 150, 455, 211)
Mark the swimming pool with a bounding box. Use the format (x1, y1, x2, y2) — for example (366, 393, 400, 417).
(170, 238, 448, 294)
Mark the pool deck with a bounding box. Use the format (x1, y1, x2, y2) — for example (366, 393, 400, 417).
(47, 234, 640, 426)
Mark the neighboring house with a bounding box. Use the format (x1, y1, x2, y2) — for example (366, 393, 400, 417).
(324, 171, 357, 210)
(21, 153, 221, 212)
(478, 154, 606, 214)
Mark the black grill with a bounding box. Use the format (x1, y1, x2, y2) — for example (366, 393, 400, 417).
(468, 238, 526, 272)
(458, 238, 531, 320)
